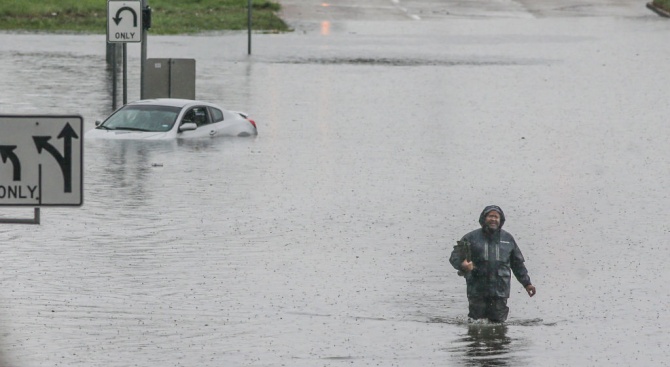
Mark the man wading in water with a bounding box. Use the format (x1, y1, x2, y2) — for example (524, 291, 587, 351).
(450, 205, 536, 322)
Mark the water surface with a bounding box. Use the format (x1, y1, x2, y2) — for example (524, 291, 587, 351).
(0, 4, 669, 366)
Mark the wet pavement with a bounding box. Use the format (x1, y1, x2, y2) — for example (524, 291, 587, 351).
(1, 0, 669, 366)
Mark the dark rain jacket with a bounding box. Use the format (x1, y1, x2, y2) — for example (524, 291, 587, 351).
(449, 206, 532, 299)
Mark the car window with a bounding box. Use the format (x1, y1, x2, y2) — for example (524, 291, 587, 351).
(210, 107, 224, 123)
(182, 107, 210, 127)
(102, 105, 180, 132)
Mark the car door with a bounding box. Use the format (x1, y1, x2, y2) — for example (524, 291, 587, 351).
(177, 106, 216, 138)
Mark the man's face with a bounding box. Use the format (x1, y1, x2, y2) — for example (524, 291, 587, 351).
(484, 211, 501, 231)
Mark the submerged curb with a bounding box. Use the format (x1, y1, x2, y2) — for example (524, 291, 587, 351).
(647, 2, 670, 17)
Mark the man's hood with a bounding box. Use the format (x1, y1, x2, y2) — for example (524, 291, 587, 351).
(478, 205, 505, 229)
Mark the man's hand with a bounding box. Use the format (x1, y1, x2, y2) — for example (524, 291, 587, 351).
(525, 284, 536, 297)
(461, 259, 474, 273)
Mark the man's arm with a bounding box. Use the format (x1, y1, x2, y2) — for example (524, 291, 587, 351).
(510, 243, 535, 297)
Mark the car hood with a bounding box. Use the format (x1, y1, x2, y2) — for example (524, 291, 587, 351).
(86, 128, 173, 140)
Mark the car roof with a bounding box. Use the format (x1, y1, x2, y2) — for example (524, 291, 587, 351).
(126, 98, 218, 109)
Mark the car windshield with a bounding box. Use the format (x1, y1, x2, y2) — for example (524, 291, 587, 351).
(100, 105, 181, 132)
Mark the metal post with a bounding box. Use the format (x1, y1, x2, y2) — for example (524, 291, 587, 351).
(112, 43, 117, 110)
(141, 0, 149, 99)
(0, 208, 40, 225)
(248, 0, 252, 55)
(123, 43, 128, 105)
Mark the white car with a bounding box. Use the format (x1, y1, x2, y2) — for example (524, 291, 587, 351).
(87, 99, 257, 140)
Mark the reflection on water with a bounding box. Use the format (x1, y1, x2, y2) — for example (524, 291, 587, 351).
(448, 322, 533, 367)
(459, 324, 511, 367)
(432, 316, 536, 366)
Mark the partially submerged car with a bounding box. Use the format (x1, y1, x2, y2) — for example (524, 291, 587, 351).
(87, 99, 257, 140)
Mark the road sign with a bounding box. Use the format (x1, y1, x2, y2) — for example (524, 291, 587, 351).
(107, 0, 143, 43)
(0, 115, 84, 207)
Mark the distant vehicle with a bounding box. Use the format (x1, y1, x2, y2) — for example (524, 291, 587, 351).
(87, 99, 257, 140)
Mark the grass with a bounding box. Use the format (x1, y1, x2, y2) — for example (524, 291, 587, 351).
(0, 0, 290, 34)
(652, 0, 670, 12)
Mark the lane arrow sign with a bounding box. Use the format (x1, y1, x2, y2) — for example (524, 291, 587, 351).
(113, 6, 138, 27)
(0, 145, 21, 181)
(32, 123, 79, 193)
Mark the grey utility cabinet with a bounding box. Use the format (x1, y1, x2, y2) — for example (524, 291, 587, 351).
(143, 58, 196, 100)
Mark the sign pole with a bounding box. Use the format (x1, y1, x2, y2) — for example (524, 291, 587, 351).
(123, 43, 128, 105)
(248, 0, 252, 55)
(141, 0, 148, 99)
(0, 208, 40, 225)
(112, 44, 117, 110)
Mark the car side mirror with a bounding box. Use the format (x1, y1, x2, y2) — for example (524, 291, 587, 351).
(95, 120, 102, 126)
(179, 122, 197, 132)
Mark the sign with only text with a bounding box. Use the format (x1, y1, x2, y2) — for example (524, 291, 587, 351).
(107, 0, 143, 43)
(0, 115, 84, 206)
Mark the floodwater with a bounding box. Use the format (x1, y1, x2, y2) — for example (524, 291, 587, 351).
(1, 1, 669, 366)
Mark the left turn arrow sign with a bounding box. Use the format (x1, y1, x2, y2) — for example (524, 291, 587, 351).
(0, 145, 21, 181)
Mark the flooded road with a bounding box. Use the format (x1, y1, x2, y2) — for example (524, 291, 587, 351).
(1, 1, 669, 366)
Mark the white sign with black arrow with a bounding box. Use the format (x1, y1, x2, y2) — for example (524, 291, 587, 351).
(107, 0, 143, 43)
(0, 115, 83, 207)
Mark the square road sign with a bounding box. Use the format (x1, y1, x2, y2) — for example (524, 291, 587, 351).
(108, 0, 143, 43)
(0, 115, 84, 206)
